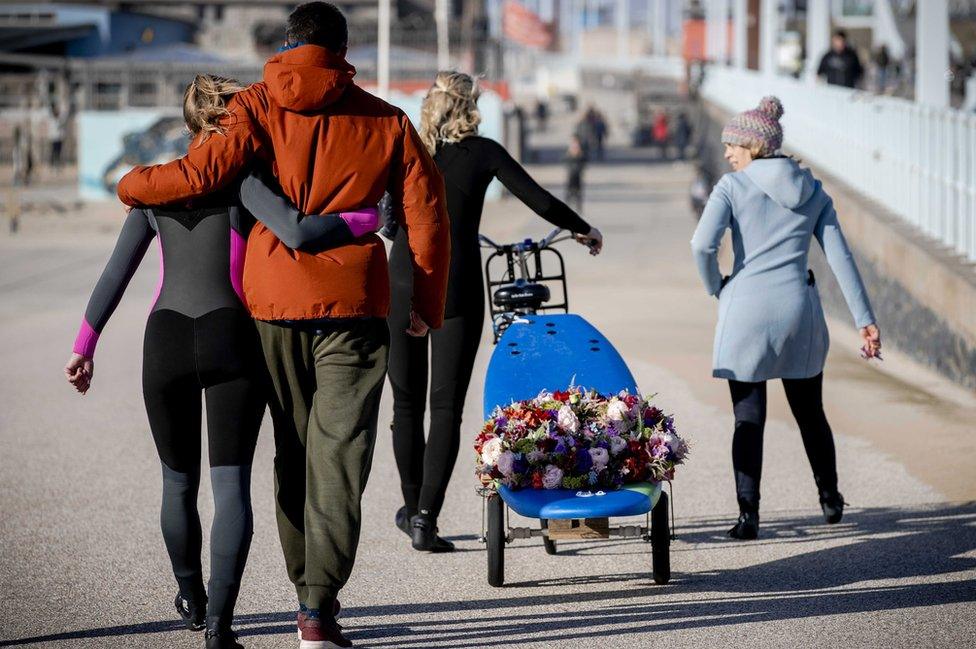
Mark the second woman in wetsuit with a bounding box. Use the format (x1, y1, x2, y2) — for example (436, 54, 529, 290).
(385, 71, 604, 552)
(64, 75, 378, 649)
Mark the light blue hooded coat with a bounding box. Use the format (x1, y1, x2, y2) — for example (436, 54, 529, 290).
(691, 157, 875, 382)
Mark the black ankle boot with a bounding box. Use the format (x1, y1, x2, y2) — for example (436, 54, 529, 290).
(205, 622, 243, 649)
(819, 490, 846, 524)
(395, 505, 415, 537)
(728, 511, 760, 540)
(174, 590, 207, 631)
(410, 513, 456, 552)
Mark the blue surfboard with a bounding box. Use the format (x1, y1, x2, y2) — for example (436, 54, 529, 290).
(483, 314, 638, 418)
(497, 482, 661, 519)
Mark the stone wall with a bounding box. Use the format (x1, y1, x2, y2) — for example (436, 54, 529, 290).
(698, 101, 976, 390)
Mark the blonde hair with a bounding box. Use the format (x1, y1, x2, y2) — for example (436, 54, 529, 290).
(744, 140, 767, 159)
(419, 71, 481, 155)
(182, 74, 245, 144)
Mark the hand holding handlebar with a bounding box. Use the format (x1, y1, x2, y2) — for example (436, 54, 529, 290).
(574, 227, 603, 256)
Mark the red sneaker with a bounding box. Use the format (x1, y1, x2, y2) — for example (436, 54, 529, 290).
(297, 601, 342, 638)
(299, 610, 351, 649)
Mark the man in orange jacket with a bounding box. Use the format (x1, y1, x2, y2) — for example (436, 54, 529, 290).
(116, 4, 449, 647)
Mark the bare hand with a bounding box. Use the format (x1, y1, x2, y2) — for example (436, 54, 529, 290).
(64, 352, 94, 394)
(574, 227, 603, 256)
(859, 323, 882, 361)
(406, 310, 430, 337)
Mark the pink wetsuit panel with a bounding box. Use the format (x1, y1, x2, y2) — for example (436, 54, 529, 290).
(151, 237, 164, 310)
(229, 228, 246, 303)
(73, 319, 99, 357)
(340, 208, 380, 238)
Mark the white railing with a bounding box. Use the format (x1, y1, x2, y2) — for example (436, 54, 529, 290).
(701, 65, 976, 265)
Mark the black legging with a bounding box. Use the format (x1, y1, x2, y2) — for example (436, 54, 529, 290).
(728, 373, 838, 513)
(142, 307, 265, 627)
(388, 290, 485, 519)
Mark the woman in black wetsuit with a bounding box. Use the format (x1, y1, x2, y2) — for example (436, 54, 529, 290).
(385, 71, 604, 552)
(63, 76, 377, 649)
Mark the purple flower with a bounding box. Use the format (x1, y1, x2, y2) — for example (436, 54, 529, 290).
(589, 447, 609, 470)
(609, 436, 628, 455)
(575, 450, 593, 473)
(527, 449, 546, 463)
(542, 465, 563, 489)
(512, 454, 529, 475)
(496, 451, 516, 476)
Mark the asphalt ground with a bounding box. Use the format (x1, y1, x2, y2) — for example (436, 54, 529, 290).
(1, 127, 974, 648)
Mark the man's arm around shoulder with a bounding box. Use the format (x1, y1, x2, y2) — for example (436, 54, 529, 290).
(117, 89, 264, 206)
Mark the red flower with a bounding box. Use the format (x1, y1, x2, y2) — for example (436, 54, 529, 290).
(552, 390, 570, 402)
(531, 471, 544, 489)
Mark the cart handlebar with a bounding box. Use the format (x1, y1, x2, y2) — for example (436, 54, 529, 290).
(479, 228, 572, 252)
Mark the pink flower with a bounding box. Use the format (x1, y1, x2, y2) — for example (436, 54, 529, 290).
(609, 436, 628, 455)
(480, 437, 504, 466)
(542, 464, 564, 489)
(589, 447, 609, 470)
(606, 398, 630, 422)
(496, 451, 516, 476)
(556, 405, 579, 433)
(649, 442, 669, 459)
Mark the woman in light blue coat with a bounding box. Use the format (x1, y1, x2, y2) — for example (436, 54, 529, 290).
(691, 96, 882, 540)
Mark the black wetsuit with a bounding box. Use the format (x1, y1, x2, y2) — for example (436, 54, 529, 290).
(385, 136, 591, 520)
(74, 175, 366, 629)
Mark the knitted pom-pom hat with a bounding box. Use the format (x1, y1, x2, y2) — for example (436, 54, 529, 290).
(721, 96, 784, 157)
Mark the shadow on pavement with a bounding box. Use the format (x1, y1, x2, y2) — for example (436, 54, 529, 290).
(3, 502, 973, 647)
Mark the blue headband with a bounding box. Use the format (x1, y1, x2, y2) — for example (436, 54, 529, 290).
(278, 41, 306, 53)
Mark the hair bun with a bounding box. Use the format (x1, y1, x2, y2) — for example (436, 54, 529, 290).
(757, 96, 783, 120)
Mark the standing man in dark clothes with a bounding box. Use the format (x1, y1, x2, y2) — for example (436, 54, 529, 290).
(534, 99, 549, 132)
(673, 112, 693, 160)
(591, 108, 608, 160)
(817, 30, 864, 88)
(873, 44, 891, 93)
(565, 134, 587, 212)
(116, 3, 450, 647)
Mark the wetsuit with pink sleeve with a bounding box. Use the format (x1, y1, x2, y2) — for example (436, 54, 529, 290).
(71, 173, 379, 632)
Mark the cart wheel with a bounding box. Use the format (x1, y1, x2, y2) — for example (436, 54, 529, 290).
(487, 493, 505, 587)
(651, 491, 671, 585)
(541, 519, 557, 555)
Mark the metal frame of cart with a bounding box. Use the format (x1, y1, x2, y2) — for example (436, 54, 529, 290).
(476, 229, 672, 587)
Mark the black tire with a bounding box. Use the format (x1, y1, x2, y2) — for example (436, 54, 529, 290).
(487, 494, 505, 587)
(541, 519, 557, 555)
(651, 491, 671, 585)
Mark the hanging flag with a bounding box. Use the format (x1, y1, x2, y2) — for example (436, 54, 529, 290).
(503, 0, 554, 50)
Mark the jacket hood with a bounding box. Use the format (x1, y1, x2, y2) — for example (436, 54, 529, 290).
(742, 157, 817, 209)
(263, 45, 356, 112)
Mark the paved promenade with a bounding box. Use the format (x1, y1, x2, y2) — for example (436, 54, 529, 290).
(1, 129, 974, 647)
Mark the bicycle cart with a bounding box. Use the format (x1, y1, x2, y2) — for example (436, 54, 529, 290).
(477, 229, 671, 587)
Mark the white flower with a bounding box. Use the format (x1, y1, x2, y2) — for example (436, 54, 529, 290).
(542, 464, 564, 489)
(606, 398, 630, 422)
(556, 405, 579, 433)
(496, 451, 516, 476)
(480, 437, 504, 466)
(609, 436, 628, 455)
(589, 447, 609, 470)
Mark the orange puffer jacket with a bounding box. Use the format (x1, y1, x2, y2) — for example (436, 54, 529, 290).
(117, 45, 450, 327)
